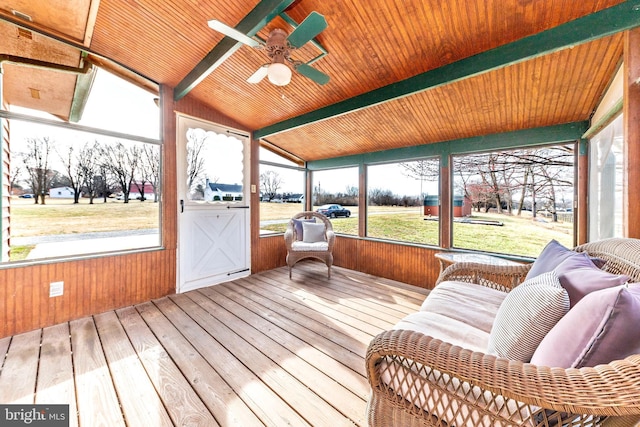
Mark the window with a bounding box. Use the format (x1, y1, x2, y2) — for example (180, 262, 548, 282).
(589, 114, 623, 240)
(452, 145, 575, 257)
(185, 127, 244, 202)
(312, 167, 358, 235)
(259, 147, 306, 235)
(367, 159, 439, 245)
(2, 69, 160, 263)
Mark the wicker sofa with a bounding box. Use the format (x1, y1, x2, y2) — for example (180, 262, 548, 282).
(366, 238, 640, 427)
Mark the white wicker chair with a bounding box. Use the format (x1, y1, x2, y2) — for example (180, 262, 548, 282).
(284, 211, 335, 278)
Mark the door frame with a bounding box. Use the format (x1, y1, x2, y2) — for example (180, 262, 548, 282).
(175, 113, 251, 293)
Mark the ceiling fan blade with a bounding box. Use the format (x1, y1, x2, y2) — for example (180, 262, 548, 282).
(207, 20, 261, 48)
(295, 63, 330, 85)
(287, 12, 327, 48)
(247, 65, 269, 84)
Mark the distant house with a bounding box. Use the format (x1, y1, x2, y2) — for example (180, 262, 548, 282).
(118, 183, 156, 200)
(49, 187, 75, 199)
(284, 193, 304, 203)
(204, 180, 243, 201)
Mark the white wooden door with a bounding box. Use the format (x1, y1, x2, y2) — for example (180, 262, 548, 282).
(176, 114, 250, 293)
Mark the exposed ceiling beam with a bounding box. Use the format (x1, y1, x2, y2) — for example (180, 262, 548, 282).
(173, 0, 296, 101)
(255, 1, 640, 139)
(69, 65, 97, 123)
(307, 122, 589, 169)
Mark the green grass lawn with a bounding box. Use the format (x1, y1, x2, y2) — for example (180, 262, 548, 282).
(260, 203, 573, 258)
(7, 198, 572, 261)
(9, 197, 160, 237)
(451, 213, 572, 257)
(8, 197, 160, 261)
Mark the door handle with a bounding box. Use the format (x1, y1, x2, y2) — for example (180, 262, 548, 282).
(180, 199, 184, 213)
(227, 205, 249, 209)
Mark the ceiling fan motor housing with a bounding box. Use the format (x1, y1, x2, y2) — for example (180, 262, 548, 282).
(266, 28, 290, 63)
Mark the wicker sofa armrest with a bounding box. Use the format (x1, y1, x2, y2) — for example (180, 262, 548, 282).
(436, 261, 532, 291)
(367, 329, 640, 426)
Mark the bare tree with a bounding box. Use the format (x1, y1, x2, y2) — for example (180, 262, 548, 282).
(9, 163, 22, 195)
(260, 170, 282, 201)
(77, 141, 100, 204)
(508, 147, 574, 221)
(482, 153, 505, 214)
(98, 160, 112, 203)
(368, 188, 396, 206)
(186, 128, 207, 196)
(141, 144, 160, 202)
(101, 142, 138, 203)
(400, 159, 439, 198)
(453, 146, 574, 220)
(128, 145, 150, 201)
(57, 145, 84, 203)
(22, 137, 53, 204)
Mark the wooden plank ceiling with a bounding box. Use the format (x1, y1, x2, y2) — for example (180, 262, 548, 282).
(0, 0, 630, 161)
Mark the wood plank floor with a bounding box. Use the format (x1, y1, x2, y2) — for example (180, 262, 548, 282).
(0, 262, 429, 427)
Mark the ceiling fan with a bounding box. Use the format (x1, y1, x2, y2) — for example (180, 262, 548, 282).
(208, 11, 330, 86)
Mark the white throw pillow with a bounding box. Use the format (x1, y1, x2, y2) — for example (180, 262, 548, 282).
(302, 222, 326, 243)
(487, 271, 569, 362)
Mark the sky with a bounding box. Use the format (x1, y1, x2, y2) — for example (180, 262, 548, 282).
(11, 68, 159, 144)
(80, 69, 159, 139)
(188, 127, 245, 187)
(261, 156, 439, 198)
(9, 68, 160, 179)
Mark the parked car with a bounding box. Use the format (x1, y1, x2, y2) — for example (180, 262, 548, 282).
(316, 204, 351, 218)
(19, 193, 34, 198)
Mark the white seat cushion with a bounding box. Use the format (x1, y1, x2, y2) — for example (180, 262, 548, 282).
(382, 281, 533, 426)
(291, 241, 329, 251)
(420, 281, 508, 334)
(394, 311, 489, 352)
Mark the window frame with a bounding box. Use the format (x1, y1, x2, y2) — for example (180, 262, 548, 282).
(365, 157, 440, 246)
(0, 92, 163, 266)
(258, 146, 308, 237)
(306, 125, 584, 258)
(449, 142, 577, 257)
(310, 166, 360, 237)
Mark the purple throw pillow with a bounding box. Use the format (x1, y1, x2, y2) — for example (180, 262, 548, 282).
(292, 218, 315, 241)
(526, 240, 575, 280)
(553, 252, 630, 307)
(531, 284, 640, 368)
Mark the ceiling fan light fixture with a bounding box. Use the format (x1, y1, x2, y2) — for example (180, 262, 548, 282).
(268, 62, 292, 86)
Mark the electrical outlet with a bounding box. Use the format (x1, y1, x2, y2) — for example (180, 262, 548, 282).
(49, 281, 64, 297)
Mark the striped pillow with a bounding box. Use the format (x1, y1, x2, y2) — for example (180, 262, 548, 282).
(487, 271, 569, 362)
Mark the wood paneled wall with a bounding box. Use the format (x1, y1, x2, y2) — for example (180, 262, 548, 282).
(253, 234, 441, 290)
(0, 86, 176, 338)
(0, 250, 176, 336)
(1, 113, 9, 261)
(352, 239, 441, 288)
(0, 86, 252, 338)
(252, 235, 288, 273)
